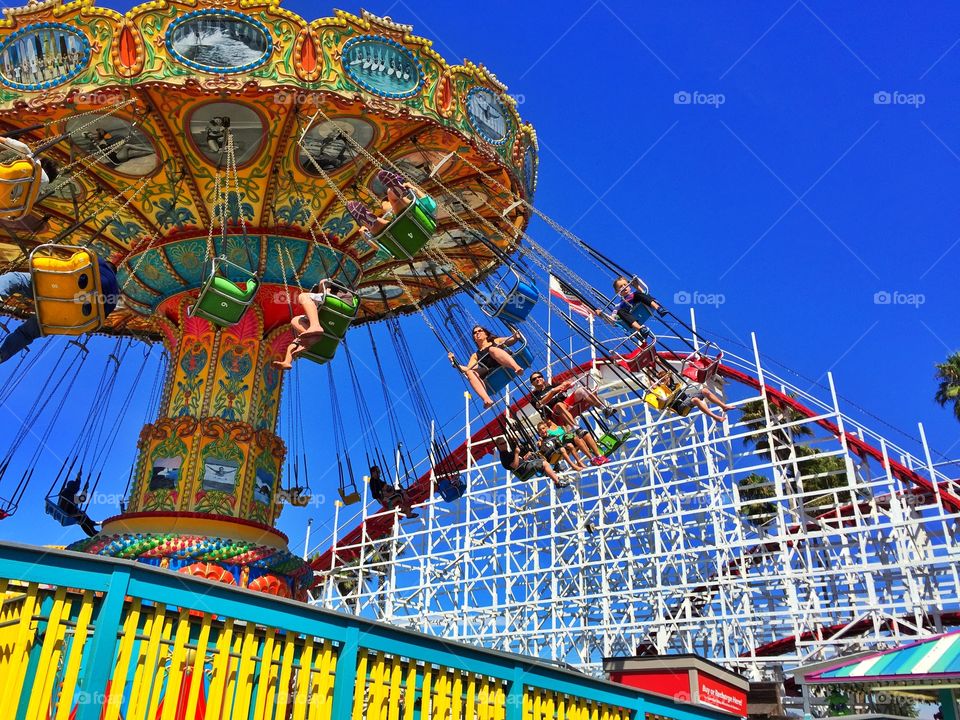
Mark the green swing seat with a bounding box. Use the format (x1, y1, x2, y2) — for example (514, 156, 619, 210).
(598, 430, 632, 456)
(189, 256, 259, 327)
(299, 282, 361, 365)
(375, 193, 438, 260)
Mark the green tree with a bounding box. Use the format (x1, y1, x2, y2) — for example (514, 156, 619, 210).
(736, 473, 777, 525)
(935, 352, 960, 422)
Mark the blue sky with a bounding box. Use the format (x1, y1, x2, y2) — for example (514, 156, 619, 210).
(0, 1, 958, 553)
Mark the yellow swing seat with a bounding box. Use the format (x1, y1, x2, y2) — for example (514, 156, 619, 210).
(644, 383, 685, 413)
(339, 476, 361, 505)
(0, 156, 43, 222)
(29, 244, 105, 337)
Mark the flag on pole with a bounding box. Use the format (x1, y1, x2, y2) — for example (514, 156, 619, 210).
(549, 275, 591, 317)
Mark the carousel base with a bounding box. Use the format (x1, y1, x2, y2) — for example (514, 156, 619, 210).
(69, 511, 312, 600)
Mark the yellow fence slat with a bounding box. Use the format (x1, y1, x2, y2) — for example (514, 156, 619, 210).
(465, 673, 477, 720)
(159, 608, 192, 720)
(387, 655, 402, 720)
(232, 619, 259, 719)
(436, 670, 452, 719)
(372, 652, 389, 720)
(292, 635, 315, 720)
(274, 630, 297, 720)
(304, 638, 324, 720)
(452, 671, 464, 720)
(253, 626, 277, 720)
(351, 650, 368, 720)
(182, 613, 212, 720)
(25, 586, 69, 720)
(309, 638, 336, 720)
(220, 625, 245, 720)
(54, 589, 95, 720)
(144, 606, 175, 720)
(205, 617, 235, 719)
(127, 602, 165, 720)
(124, 606, 153, 720)
(104, 597, 141, 720)
(403, 662, 417, 720)
(0, 582, 38, 718)
(420, 664, 432, 720)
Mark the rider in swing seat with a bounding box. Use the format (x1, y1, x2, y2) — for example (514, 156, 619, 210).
(57, 473, 98, 537)
(368, 465, 418, 519)
(656, 369, 735, 422)
(493, 435, 567, 489)
(539, 418, 609, 467)
(529, 369, 617, 428)
(536, 420, 588, 472)
(596, 276, 667, 340)
(448, 326, 525, 409)
(376, 169, 436, 218)
(0, 254, 119, 364)
(0, 136, 58, 221)
(273, 280, 353, 370)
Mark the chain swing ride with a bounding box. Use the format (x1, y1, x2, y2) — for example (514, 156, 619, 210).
(0, 0, 762, 603)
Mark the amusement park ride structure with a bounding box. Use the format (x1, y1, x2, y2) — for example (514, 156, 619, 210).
(0, 0, 955, 697)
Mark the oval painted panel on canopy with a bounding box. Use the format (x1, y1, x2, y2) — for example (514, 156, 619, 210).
(342, 35, 424, 99)
(166, 10, 272, 74)
(0, 22, 90, 90)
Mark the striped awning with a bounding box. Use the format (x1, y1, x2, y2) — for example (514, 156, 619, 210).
(807, 631, 960, 683)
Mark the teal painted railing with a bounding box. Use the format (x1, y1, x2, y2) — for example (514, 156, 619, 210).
(0, 542, 732, 720)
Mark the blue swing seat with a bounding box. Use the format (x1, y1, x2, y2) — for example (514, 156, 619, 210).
(437, 474, 466, 502)
(478, 267, 539, 325)
(618, 303, 652, 332)
(44, 496, 81, 527)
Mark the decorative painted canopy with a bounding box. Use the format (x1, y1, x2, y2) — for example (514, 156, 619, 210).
(0, 0, 539, 336)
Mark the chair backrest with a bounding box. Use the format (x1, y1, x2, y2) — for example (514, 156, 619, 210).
(436, 476, 465, 502)
(478, 267, 539, 325)
(30, 244, 104, 337)
(0, 157, 42, 221)
(339, 485, 361, 505)
(44, 497, 79, 527)
(681, 349, 723, 383)
(378, 192, 436, 260)
(189, 256, 260, 327)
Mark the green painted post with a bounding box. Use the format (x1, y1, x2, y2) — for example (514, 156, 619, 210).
(330, 625, 360, 717)
(73, 566, 129, 720)
(506, 666, 524, 720)
(939, 690, 959, 720)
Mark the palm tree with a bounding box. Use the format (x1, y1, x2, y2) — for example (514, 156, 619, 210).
(739, 397, 813, 462)
(935, 352, 960, 422)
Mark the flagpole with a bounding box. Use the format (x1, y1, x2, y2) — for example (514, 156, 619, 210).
(589, 312, 596, 367)
(546, 269, 553, 382)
